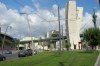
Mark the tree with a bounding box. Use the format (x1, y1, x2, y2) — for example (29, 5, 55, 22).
(14, 39, 20, 45)
(65, 43, 71, 51)
(83, 27, 100, 50)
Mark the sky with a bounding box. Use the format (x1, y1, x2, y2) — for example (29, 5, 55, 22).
(0, 0, 100, 39)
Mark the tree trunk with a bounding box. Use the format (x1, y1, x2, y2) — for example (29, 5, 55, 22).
(92, 46, 94, 50)
(95, 46, 96, 50)
(66, 48, 69, 51)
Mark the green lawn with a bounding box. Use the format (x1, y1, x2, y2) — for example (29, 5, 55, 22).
(0, 51, 99, 66)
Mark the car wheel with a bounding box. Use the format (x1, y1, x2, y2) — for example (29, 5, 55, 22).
(18, 55, 20, 57)
(3, 58, 6, 61)
(25, 54, 28, 57)
(31, 53, 33, 56)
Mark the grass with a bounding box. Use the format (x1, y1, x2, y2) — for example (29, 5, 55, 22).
(0, 51, 99, 66)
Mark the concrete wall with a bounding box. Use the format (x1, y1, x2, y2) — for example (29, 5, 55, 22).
(65, 0, 83, 49)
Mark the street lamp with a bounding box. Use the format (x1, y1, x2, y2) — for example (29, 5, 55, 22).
(92, 9, 97, 28)
(2, 26, 12, 54)
(20, 13, 34, 51)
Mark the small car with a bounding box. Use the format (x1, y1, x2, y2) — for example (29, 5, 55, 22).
(0, 54, 6, 61)
(18, 49, 33, 57)
(5, 50, 12, 54)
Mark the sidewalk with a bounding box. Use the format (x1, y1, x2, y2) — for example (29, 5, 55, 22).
(95, 52, 100, 66)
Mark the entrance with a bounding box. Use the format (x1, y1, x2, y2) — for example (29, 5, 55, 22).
(74, 45, 76, 49)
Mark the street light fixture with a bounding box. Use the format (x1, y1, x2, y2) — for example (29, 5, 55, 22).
(1, 26, 12, 54)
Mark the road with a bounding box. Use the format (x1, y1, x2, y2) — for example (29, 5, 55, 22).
(3, 53, 18, 60)
(0, 50, 19, 60)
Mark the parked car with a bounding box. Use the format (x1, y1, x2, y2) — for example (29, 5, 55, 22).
(5, 50, 12, 54)
(18, 49, 33, 57)
(0, 54, 6, 61)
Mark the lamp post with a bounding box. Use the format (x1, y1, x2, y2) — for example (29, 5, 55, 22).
(20, 13, 34, 51)
(92, 9, 97, 28)
(2, 26, 12, 54)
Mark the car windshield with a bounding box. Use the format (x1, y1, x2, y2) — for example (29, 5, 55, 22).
(27, 49, 32, 51)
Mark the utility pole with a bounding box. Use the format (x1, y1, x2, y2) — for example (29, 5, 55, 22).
(26, 14, 35, 52)
(18, 34, 21, 51)
(58, 6, 62, 52)
(61, 25, 64, 51)
(2, 26, 12, 54)
(92, 9, 97, 28)
(20, 13, 34, 52)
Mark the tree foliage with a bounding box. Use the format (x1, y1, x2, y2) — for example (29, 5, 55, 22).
(65, 41, 71, 51)
(83, 27, 100, 49)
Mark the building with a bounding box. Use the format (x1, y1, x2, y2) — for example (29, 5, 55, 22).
(65, 0, 83, 49)
(19, 37, 48, 51)
(0, 27, 15, 50)
(47, 30, 59, 38)
(19, 30, 67, 51)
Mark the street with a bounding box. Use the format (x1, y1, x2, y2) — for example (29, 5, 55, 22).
(0, 50, 18, 60)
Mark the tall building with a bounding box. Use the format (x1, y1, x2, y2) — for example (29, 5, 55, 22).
(65, 0, 83, 49)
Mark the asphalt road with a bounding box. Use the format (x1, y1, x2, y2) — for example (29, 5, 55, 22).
(0, 50, 19, 60)
(3, 53, 18, 60)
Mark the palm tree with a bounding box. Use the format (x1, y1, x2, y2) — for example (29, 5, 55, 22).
(83, 27, 100, 50)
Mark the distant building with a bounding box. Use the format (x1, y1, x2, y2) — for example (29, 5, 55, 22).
(65, 0, 83, 49)
(19, 37, 48, 51)
(47, 30, 59, 38)
(0, 27, 14, 50)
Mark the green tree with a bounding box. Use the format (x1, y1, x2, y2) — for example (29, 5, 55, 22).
(65, 40, 71, 51)
(14, 39, 20, 45)
(83, 27, 100, 50)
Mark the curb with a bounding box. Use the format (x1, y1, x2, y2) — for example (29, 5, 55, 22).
(95, 52, 100, 66)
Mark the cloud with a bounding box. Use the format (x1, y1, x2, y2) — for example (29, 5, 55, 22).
(80, 12, 93, 32)
(96, 11, 100, 27)
(80, 11, 100, 33)
(20, 5, 33, 14)
(0, 2, 65, 39)
(1, 1, 99, 39)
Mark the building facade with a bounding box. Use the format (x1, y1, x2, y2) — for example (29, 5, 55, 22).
(65, 0, 83, 49)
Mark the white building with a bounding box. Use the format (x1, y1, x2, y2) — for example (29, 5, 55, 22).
(19, 37, 48, 51)
(65, 0, 83, 49)
(47, 30, 59, 38)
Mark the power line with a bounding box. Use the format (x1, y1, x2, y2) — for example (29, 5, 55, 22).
(13, 0, 65, 35)
(80, 21, 93, 32)
(9, 0, 64, 33)
(13, 0, 59, 31)
(12, 0, 47, 21)
(12, 0, 66, 23)
(12, 0, 56, 23)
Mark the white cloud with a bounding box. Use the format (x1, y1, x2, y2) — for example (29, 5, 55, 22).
(20, 5, 33, 14)
(80, 11, 100, 33)
(96, 11, 100, 27)
(0, 2, 65, 39)
(1, 1, 99, 39)
(80, 12, 93, 33)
